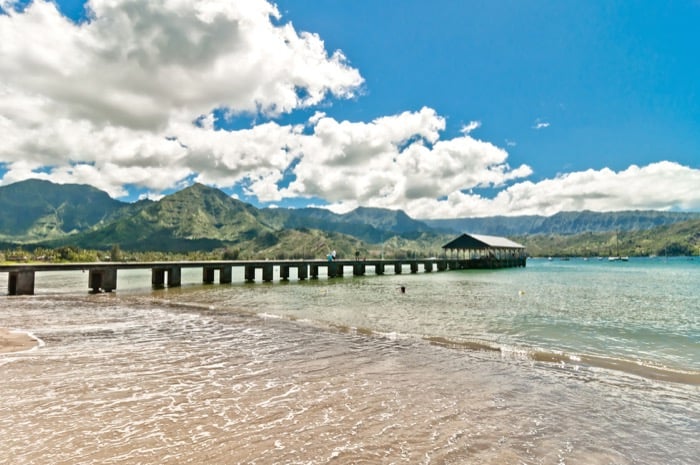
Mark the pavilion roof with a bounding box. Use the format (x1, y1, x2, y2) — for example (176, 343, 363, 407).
(442, 233, 525, 250)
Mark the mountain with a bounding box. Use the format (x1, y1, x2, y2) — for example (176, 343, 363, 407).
(516, 218, 700, 257)
(425, 210, 700, 236)
(342, 207, 433, 235)
(259, 207, 383, 243)
(57, 183, 278, 251)
(0, 179, 125, 240)
(259, 205, 432, 243)
(1, 179, 699, 256)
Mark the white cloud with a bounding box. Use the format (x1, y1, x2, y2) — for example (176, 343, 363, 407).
(283, 108, 532, 210)
(460, 121, 481, 134)
(0, 0, 362, 194)
(0, 0, 363, 129)
(407, 161, 700, 219)
(532, 118, 550, 130)
(1, 0, 699, 220)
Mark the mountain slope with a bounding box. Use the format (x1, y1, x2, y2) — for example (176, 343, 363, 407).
(62, 183, 277, 251)
(425, 210, 700, 236)
(0, 179, 125, 240)
(260, 206, 432, 244)
(260, 207, 386, 243)
(342, 207, 433, 234)
(2, 179, 699, 255)
(516, 218, 700, 257)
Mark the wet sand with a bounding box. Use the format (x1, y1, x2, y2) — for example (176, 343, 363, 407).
(2, 295, 699, 464)
(0, 327, 38, 353)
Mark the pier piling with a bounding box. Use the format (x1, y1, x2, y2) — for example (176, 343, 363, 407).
(2, 257, 525, 296)
(8, 271, 34, 296)
(89, 268, 117, 293)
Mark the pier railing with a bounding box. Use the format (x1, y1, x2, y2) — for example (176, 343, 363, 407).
(1, 257, 526, 295)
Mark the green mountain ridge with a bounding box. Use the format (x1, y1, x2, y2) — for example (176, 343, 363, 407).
(515, 218, 700, 257)
(259, 205, 431, 243)
(425, 210, 700, 236)
(0, 179, 125, 240)
(43, 183, 279, 252)
(0, 179, 698, 257)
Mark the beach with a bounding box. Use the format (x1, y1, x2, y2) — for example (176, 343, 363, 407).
(0, 327, 38, 353)
(1, 261, 698, 464)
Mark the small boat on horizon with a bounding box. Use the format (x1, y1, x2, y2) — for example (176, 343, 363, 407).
(608, 231, 628, 261)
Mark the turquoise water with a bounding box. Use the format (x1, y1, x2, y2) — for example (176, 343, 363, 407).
(150, 257, 699, 381)
(1, 257, 698, 463)
(3, 257, 698, 378)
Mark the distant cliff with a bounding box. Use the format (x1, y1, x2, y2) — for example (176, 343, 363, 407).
(424, 210, 700, 236)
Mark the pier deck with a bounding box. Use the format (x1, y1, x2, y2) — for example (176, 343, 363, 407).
(1, 257, 526, 295)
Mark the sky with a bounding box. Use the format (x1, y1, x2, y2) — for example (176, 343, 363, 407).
(1, 0, 699, 219)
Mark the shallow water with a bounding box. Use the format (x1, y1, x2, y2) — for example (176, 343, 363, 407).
(1, 258, 698, 464)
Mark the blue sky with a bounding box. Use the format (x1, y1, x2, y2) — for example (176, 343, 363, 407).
(278, 1, 700, 176)
(1, 0, 699, 218)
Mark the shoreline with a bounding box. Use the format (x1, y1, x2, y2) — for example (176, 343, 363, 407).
(0, 328, 39, 354)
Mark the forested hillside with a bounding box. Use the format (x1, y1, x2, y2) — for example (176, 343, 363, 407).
(1, 179, 698, 257)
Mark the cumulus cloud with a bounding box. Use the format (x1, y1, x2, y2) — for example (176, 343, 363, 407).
(1, 0, 699, 219)
(282, 108, 532, 210)
(0, 0, 362, 128)
(416, 161, 700, 218)
(0, 0, 363, 196)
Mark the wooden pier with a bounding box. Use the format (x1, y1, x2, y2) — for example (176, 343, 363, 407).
(0, 257, 526, 296)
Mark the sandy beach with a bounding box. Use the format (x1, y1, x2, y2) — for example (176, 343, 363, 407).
(0, 328, 38, 353)
(1, 266, 698, 465)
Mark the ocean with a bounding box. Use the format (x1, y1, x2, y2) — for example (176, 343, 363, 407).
(1, 258, 698, 464)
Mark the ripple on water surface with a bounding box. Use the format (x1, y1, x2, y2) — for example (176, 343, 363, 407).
(1, 290, 699, 464)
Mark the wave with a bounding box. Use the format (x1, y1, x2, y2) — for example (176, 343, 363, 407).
(136, 295, 700, 386)
(424, 335, 700, 385)
(0, 328, 45, 354)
